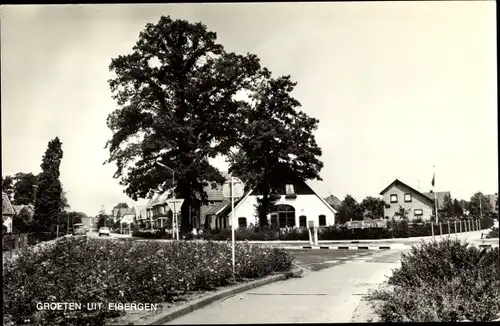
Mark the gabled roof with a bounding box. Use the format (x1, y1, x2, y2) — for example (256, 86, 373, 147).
(2, 192, 15, 215)
(380, 179, 434, 205)
(202, 171, 232, 201)
(220, 180, 338, 217)
(112, 207, 135, 218)
(423, 191, 451, 210)
(12, 204, 34, 215)
(204, 200, 230, 216)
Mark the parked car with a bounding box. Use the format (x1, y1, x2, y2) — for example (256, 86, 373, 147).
(99, 227, 111, 236)
(73, 223, 87, 235)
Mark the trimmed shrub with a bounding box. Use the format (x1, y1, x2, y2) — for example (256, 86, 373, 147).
(3, 237, 293, 326)
(368, 238, 500, 322)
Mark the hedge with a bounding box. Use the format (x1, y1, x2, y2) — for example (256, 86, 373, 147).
(3, 237, 293, 326)
(132, 217, 494, 241)
(367, 238, 500, 322)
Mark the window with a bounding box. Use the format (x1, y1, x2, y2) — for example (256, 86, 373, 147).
(414, 209, 423, 216)
(319, 215, 326, 226)
(273, 205, 296, 227)
(299, 215, 307, 228)
(285, 184, 295, 195)
(390, 194, 398, 203)
(238, 217, 247, 228)
(404, 194, 412, 202)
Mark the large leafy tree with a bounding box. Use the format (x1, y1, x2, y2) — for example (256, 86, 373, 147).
(337, 195, 363, 223)
(12, 172, 38, 205)
(360, 196, 386, 219)
(468, 192, 493, 218)
(105, 16, 261, 233)
(33, 137, 64, 231)
(228, 72, 323, 226)
(2, 175, 14, 201)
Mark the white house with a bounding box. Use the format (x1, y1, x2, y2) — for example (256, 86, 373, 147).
(216, 173, 336, 229)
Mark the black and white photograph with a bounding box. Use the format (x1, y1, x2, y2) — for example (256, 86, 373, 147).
(1, 2, 498, 325)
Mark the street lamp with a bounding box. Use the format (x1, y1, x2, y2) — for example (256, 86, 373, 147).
(155, 162, 177, 239)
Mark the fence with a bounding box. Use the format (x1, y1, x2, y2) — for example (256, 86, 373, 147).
(2, 232, 67, 252)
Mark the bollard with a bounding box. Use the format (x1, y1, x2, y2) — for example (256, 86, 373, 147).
(431, 222, 434, 237)
(448, 221, 451, 235)
(439, 222, 443, 236)
(454, 220, 457, 234)
(460, 220, 462, 233)
(478, 219, 481, 230)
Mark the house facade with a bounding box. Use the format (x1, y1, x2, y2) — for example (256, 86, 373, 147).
(219, 176, 336, 229)
(380, 179, 444, 220)
(2, 192, 15, 233)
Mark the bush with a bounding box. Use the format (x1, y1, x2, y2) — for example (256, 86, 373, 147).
(486, 227, 499, 239)
(368, 238, 500, 322)
(3, 237, 293, 326)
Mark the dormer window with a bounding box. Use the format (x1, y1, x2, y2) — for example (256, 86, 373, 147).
(208, 201, 215, 206)
(285, 184, 297, 199)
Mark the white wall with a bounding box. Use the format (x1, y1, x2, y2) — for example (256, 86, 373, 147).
(230, 194, 335, 227)
(121, 214, 135, 224)
(3, 216, 13, 233)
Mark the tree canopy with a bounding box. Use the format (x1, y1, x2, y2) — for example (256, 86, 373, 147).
(33, 137, 64, 231)
(2, 175, 14, 201)
(337, 195, 363, 223)
(105, 16, 263, 233)
(360, 196, 386, 219)
(228, 71, 323, 226)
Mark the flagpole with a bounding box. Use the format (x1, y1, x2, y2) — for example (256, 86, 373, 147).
(433, 166, 438, 223)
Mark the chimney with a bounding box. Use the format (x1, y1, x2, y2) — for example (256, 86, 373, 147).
(429, 190, 433, 193)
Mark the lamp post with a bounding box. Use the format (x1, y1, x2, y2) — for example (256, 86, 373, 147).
(155, 162, 176, 239)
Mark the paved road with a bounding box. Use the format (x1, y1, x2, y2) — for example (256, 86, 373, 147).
(86, 231, 132, 239)
(166, 248, 408, 324)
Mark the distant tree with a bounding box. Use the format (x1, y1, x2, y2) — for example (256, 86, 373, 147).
(468, 192, 493, 218)
(459, 199, 469, 217)
(113, 203, 129, 210)
(228, 71, 323, 226)
(33, 137, 64, 232)
(441, 194, 454, 220)
(394, 206, 410, 220)
(58, 211, 86, 232)
(12, 173, 38, 205)
(104, 16, 262, 233)
(2, 175, 14, 201)
(97, 213, 113, 229)
(360, 197, 386, 219)
(337, 195, 363, 223)
(452, 199, 464, 218)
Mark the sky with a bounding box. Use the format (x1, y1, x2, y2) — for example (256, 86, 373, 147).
(1, 2, 497, 216)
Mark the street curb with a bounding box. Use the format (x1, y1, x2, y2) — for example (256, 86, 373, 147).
(282, 245, 404, 250)
(145, 267, 304, 325)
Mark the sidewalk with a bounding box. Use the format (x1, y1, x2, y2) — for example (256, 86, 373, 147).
(167, 258, 402, 324)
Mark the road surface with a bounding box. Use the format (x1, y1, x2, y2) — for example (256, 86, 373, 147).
(165, 248, 409, 324)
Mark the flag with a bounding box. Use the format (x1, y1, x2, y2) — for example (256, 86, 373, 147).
(431, 173, 435, 187)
